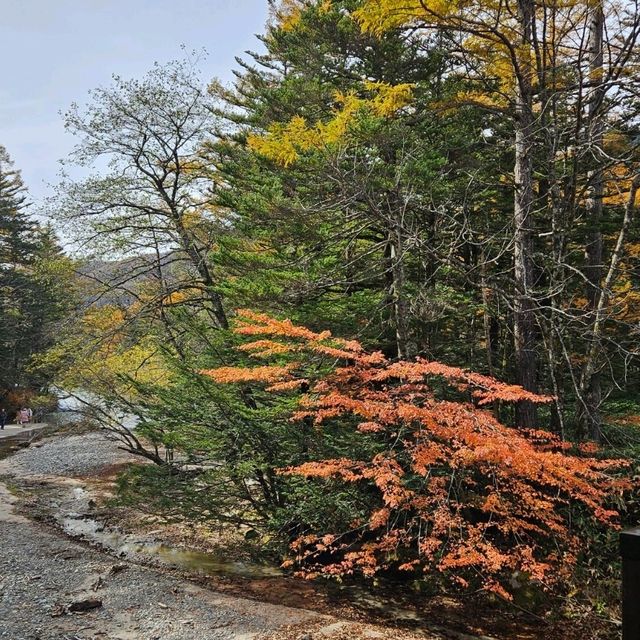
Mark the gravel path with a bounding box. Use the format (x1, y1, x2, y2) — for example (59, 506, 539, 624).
(0, 510, 317, 639)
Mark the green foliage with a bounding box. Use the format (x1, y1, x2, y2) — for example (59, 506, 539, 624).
(0, 146, 74, 404)
(112, 320, 382, 544)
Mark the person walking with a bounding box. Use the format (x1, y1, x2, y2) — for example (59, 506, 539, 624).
(18, 408, 29, 426)
(0, 408, 6, 430)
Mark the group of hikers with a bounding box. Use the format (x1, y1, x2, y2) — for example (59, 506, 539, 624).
(0, 407, 33, 430)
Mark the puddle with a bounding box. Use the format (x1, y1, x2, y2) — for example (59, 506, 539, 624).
(150, 546, 283, 578)
(60, 515, 283, 578)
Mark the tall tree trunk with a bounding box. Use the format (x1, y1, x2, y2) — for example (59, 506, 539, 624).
(581, 1, 605, 441)
(480, 255, 499, 378)
(388, 220, 415, 359)
(580, 175, 640, 434)
(513, 0, 538, 427)
(155, 178, 229, 330)
(171, 210, 229, 330)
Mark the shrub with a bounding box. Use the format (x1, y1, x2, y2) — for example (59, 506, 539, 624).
(202, 310, 629, 599)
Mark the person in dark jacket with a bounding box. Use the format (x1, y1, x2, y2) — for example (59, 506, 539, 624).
(0, 408, 7, 430)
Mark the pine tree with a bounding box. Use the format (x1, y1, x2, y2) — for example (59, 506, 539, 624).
(0, 145, 36, 265)
(208, 0, 502, 363)
(0, 146, 71, 399)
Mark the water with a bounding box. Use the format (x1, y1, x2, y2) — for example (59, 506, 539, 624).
(52, 387, 140, 430)
(59, 511, 425, 622)
(60, 514, 283, 579)
(0, 428, 50, 459)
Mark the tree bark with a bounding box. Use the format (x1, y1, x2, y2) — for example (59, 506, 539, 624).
(580, 175, 640, 431)
(157, 181, 229, 330)
(388, 221, 415, 359)
(581, 1, 605, 441)
(513, 0, 538, 427)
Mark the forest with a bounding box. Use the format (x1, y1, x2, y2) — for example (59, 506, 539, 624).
(1, 0, 640, 637)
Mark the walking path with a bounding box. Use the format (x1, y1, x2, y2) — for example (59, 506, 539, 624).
(0, 431, 324, 640)
(0, 491, 321, 639)
(0, 421, 50, 439)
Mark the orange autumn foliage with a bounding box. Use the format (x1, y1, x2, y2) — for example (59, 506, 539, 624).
(201, 310, 628, 600)
(200, 362, 299, 384)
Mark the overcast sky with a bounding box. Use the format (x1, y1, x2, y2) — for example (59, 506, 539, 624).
(0, 0, 268, 206)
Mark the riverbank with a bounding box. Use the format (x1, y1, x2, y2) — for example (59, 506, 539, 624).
(0, 428, 447, 640)
(0, 422, 50, 439)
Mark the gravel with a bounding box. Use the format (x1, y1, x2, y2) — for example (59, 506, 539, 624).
(0, 516, 317, 639)
(0, 431, 135, 477)
(0, 432, 321, 639)
(0, 431, 447, 640)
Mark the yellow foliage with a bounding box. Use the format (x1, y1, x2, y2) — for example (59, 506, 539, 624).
(162, 287, 203, 306)
(81, 307, 126, 353)
(53, 304, 172, 396)
(270, 0, 304, 31)
(611, 274, 640, 323)
(353, 0, 594, 109)
(353, 0, 461, 35)
(436, 90, 506, 113)
(54, 332, 170, 397)
(354, 0, 589, 37)
(625, 243, 640, 259)
(604, 131, 632, 157)
(463, 36, 516, 91)
(182, 211, 204, 230)
(363, 81, 414, 117)
(103, 340, 168, 386)
(603, 168, 640, 207)
(248, 83, 413, 166)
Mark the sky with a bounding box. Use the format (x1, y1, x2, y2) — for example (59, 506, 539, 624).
(0, 0, 268, 206)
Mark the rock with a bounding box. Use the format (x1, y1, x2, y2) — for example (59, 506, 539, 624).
(68, 597, 103, 612)
(317, 622, 348, 637)
(91, 575, 105, 591)
(109, 563, 127, 574)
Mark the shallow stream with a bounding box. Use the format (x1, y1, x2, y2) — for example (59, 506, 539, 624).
(0, 428, 51, 458)
(61, 512, 284, 578)
(59, 497, 424, 622)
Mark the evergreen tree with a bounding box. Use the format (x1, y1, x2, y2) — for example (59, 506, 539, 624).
(0, 145, 36, 265)
(0, 145, 72, 403)
(207, 0, 501, 361)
